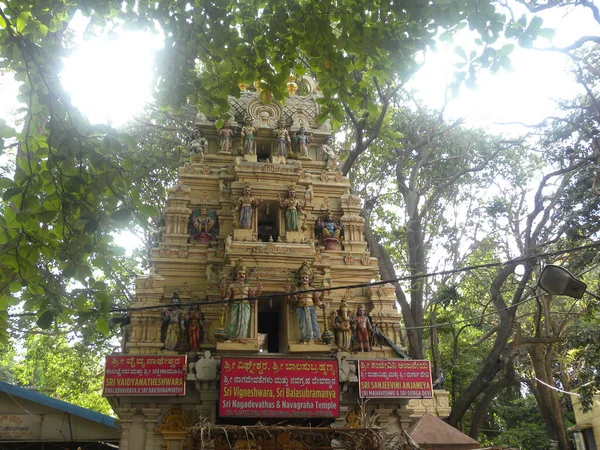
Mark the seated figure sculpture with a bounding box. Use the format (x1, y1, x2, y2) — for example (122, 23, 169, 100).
(189, 206, 218, 243)
(315, 209, 343, 249)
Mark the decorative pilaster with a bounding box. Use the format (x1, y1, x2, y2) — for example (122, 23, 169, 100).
(114, 410, 135, 450)
(143, 407, 163, 450)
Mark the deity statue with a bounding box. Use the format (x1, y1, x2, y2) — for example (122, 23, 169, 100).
(185, 305, 204, 352)
(234, 183, 261, 229)
(220, 258, 262, 343)
(332, 299, 353, 352)
(315, 209, 343, 247)
(190, 130, 208, 158)
(279, 185, 304, 232)
(162, 293, 185, 351)
(354, 304, 373, 352)
(273, 118, 290, 157)
(189, 206, 219, 243)
(218, 121, 234, 153)
(240, 117, 257, 155)
(285, 261, 326, 345)
(321, 136, 339, 170)
(294, 126, 312, 157)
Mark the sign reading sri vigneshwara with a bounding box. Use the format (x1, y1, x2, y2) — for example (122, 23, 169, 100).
(103, 355, 187, 396)
(219, 358, 339, 418)
(358, 360, 433, 398)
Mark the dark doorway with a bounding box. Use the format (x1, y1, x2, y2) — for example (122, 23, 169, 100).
(258, 310, 279, 353)
(258, 201, 279, 242)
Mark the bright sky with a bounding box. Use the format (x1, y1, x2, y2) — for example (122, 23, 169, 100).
(407, 3, 599, 134)
(1, 5, 597, 133)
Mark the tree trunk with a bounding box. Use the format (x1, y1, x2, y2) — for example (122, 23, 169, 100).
(405, 215, 426, 359)
(469, 370, 514, 438)
(363, 216, 423, 358)
(528, 344, 570, 450)
(448, 262, 526, 426)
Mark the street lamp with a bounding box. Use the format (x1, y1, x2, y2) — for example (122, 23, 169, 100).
(537, 265, 587, 299)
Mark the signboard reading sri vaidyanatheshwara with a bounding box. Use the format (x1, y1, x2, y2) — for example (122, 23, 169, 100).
(103, 355, 187, 396)
(219, 358, 339, 418)
(358, 360, 433, 398)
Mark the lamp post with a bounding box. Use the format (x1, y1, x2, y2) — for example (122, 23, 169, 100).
(537, 265, 587, 299)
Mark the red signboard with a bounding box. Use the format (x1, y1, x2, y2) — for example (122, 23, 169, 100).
(219, 358, 339, 418)
(103, 355, 187, 396)
(358, 359, 432, 398)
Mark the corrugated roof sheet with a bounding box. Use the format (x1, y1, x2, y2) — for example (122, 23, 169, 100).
(0, 381, 117, 428)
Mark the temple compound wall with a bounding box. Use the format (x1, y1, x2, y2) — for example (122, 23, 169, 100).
(105, 82, 451, 450)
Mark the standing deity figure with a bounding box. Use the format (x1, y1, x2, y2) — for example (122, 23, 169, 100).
(354, 304, 373, 352)
(333, 299, 353, 351)
(294, 126, 312, 157)
(162, 293, 185, 351)
(185, 305, 204, 352)
(221, 258, 262, 343)
(240, 117, 257, 155)
(285, 261, 325, 344)
(190, 130, 208, 158)
(279, 185, 303, 232)
(218, 121, 234, 153)
(273, 119, 290, 157)
(235, 183, 261, 229)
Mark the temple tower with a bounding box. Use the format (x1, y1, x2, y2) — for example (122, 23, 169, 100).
(105, 81, 451, 450)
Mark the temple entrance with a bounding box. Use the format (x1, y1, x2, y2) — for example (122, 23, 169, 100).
(257, 295, 286, 353)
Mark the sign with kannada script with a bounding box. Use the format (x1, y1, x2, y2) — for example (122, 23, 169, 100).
(103, 355, 187, 396)
(219, 358, 339, 418)
(358, 359, 433, 398)
(0, 414, 43, 440)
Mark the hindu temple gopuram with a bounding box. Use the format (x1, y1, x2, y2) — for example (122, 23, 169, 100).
(103, 78, 453, 450)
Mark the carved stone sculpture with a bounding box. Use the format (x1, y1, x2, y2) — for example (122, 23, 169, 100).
(162, 293, 185, 351)
(234, 183, 261, 229)
(332, 299, 353, 352)
(285, 261, 325, 344)
(220, 258, 262, 343)
(280, 185, 304, 232)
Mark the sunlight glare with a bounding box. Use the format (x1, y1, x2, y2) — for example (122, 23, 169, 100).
(60, 31, 162, 127)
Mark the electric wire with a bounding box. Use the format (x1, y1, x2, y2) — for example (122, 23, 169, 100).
(6, 241, 600, 335)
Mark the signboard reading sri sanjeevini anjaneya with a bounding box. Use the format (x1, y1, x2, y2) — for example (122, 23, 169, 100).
(219, 358, 339, 418)
(358, 360, 433, 398)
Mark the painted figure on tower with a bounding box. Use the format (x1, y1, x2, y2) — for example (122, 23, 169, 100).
(240, 116, 257, 155)
(294, 126, 312, 158)
(274, 118, 290, 157)
(332, 299, 353, 352)
(354, 304, 373, 352)
(185, 305, 204, 352)
(280, 185, 304, 232)
(189, 206, 219, 243)
(190, 129, 208, 158)
(162, 293, 185, 351)
(234, 183, 261, 229)
(315, 209, 343, 249)
(220, 258, 262, 343)
(218, 121, 234, 153)
(285, 261, 326, 345)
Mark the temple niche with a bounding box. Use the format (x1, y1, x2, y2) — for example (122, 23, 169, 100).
(105, 79, 452, 450)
